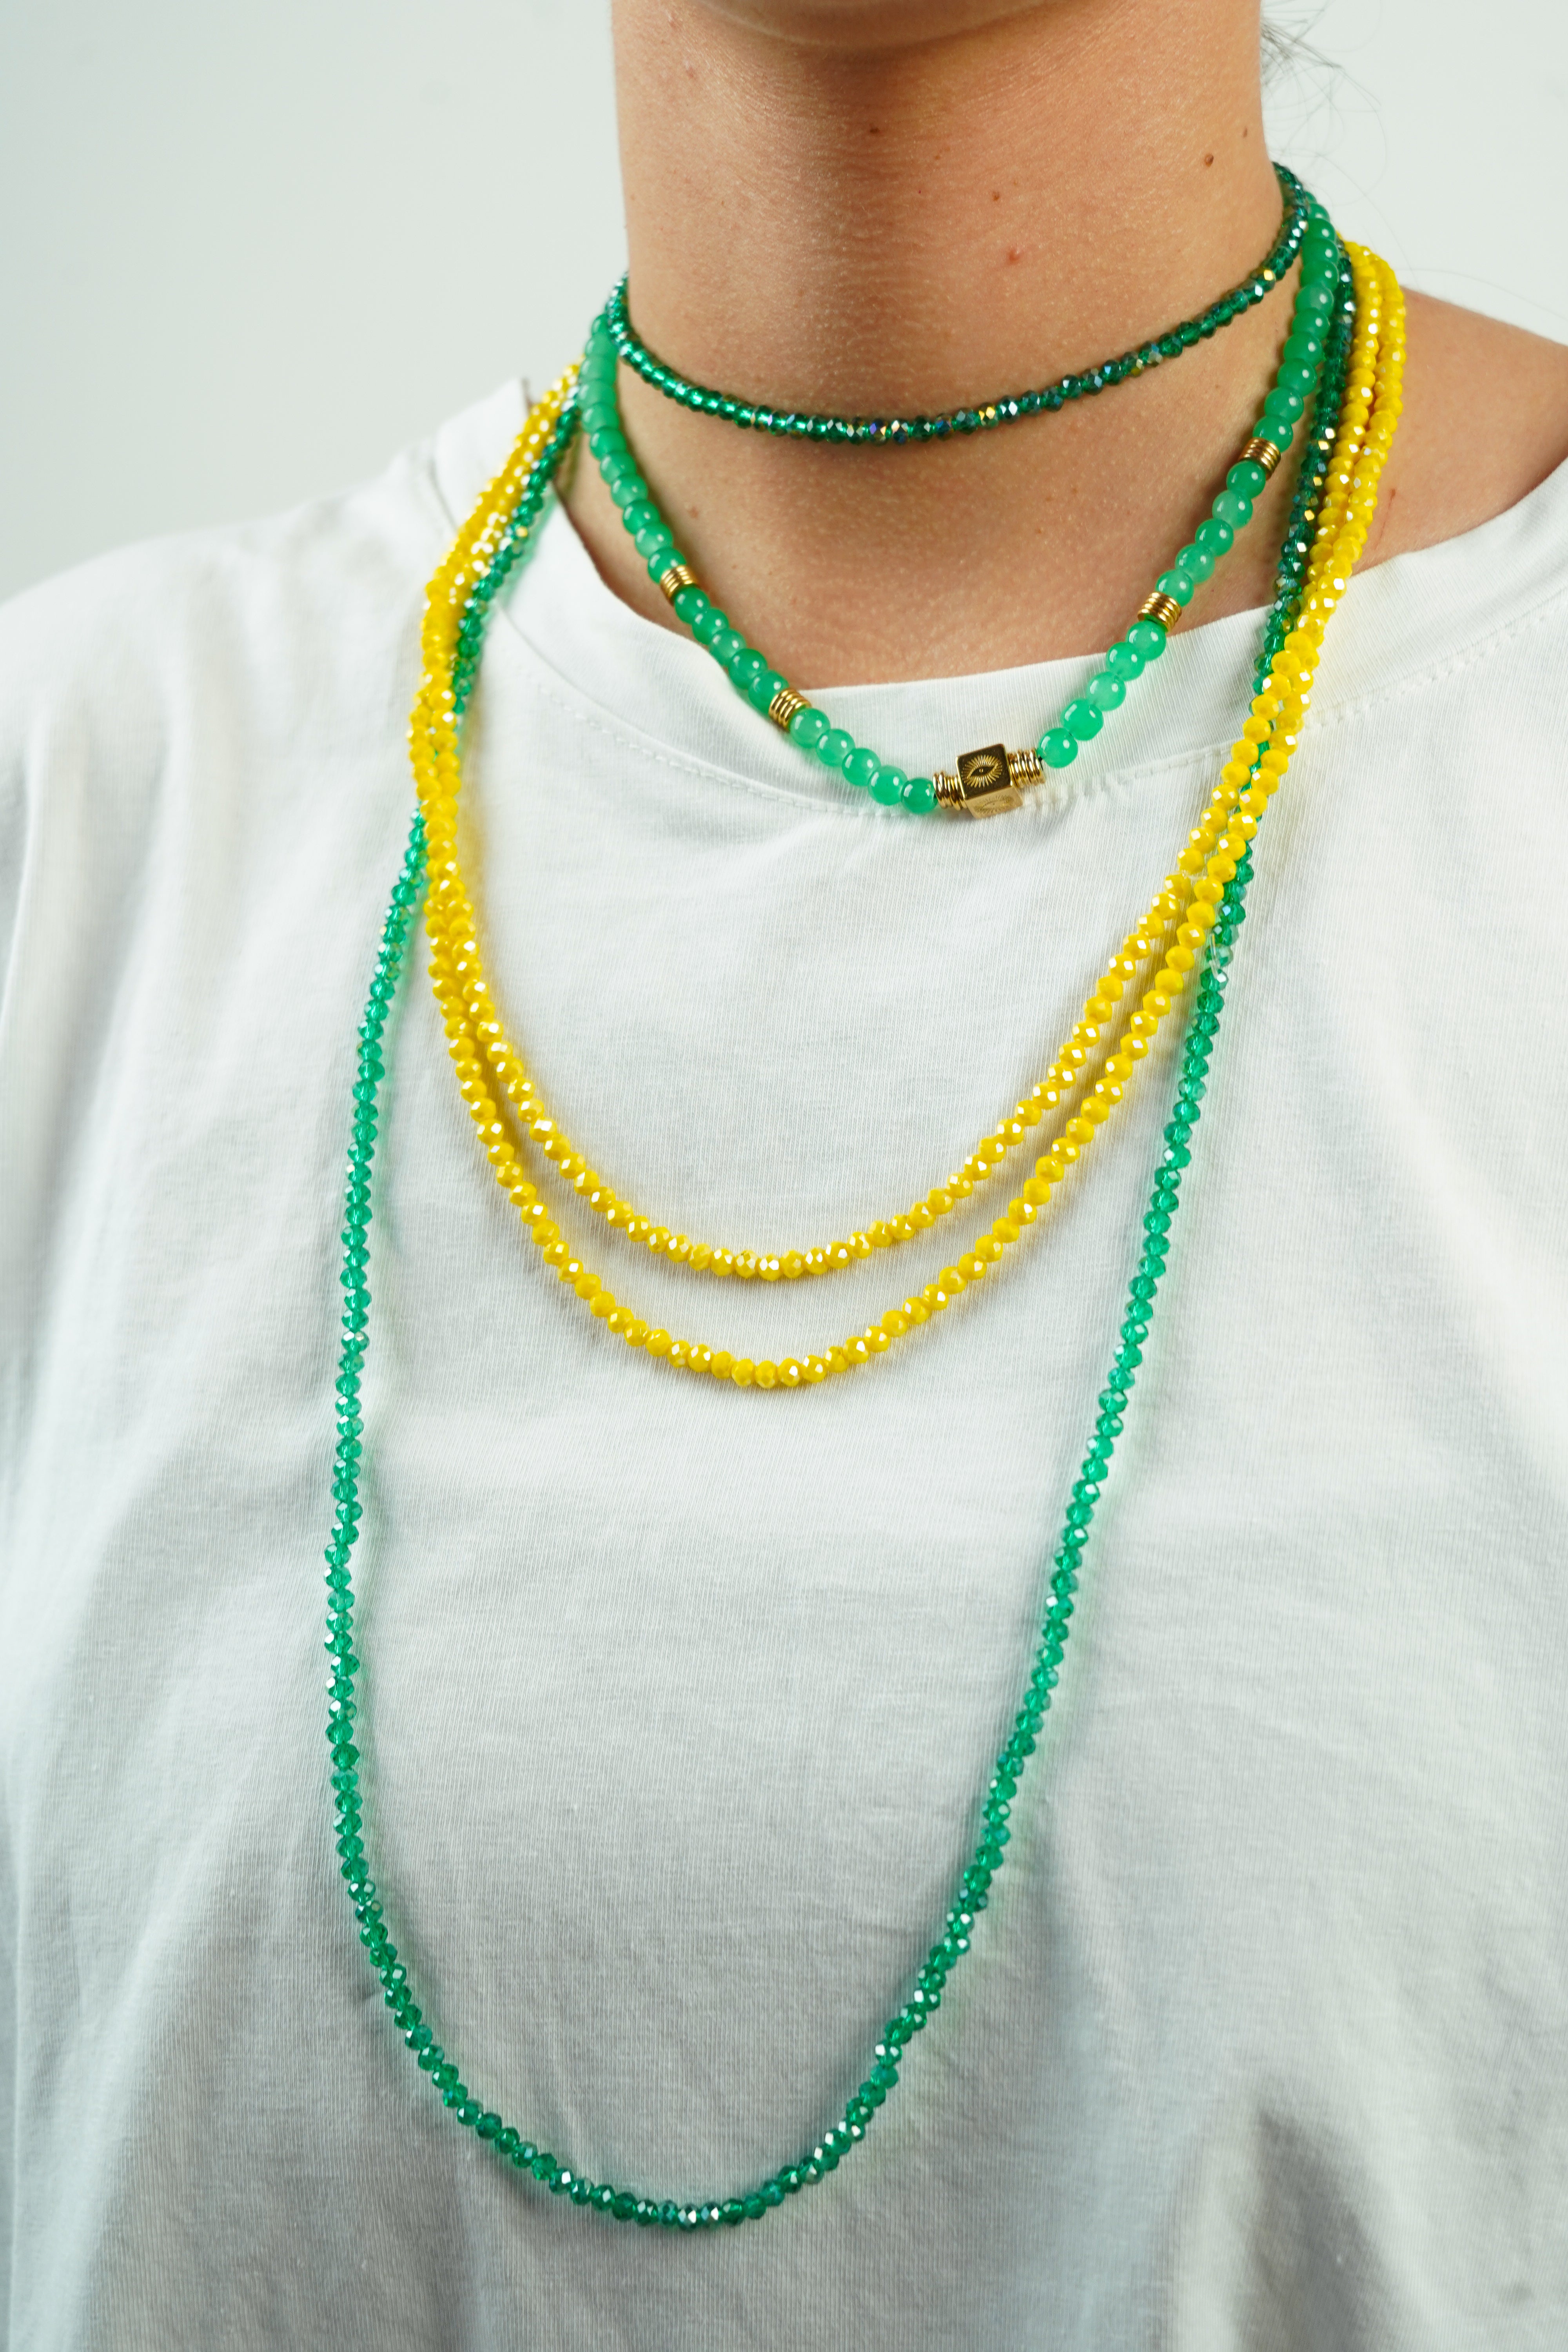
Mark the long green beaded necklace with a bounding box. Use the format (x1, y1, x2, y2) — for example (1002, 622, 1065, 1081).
(321, 247, 1356, 2230)
(606, 163, 1310, 448)
(583, 186, 1343, 816)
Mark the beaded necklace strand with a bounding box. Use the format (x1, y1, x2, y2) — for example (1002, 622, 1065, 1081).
(583, 199, 1342, 817)
(606, 163, 1310, 450)
(325, 249, 1404, 2221)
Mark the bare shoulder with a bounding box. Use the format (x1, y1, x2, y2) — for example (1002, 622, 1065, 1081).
(1364, 292, 1568, 567)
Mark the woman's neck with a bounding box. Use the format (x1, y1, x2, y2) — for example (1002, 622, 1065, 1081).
(564, 0, 1294, 683)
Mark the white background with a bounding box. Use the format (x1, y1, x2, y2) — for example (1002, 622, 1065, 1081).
(2, 0, 1564, 603)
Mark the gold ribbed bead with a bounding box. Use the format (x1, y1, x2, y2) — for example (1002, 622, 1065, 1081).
(1240, 436, 1283, 476)
(1136, 590, 1183, 633)
(657, 563, 699, 603)
(767, 685, 809, 733)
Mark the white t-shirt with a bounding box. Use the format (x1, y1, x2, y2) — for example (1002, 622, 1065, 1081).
(4, 380, 1568, 2351)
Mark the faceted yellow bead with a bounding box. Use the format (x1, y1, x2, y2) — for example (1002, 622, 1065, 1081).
(779, 1359, 804, 1387)
(710, 1350, 734, 1379)
(646, 1330, 672, 1357)
(624, 1319, 650, 1348)
(781, 1252, 804, 1280)
(732, 1357, 755, 1386)
(1022, 1177, 1051, 1207)
(758, 1258, 782, 1281)
(1064, 1118, 1095, 1146)
(573, 1271, 600, 1299)
(866, 1328, 890, 1355)
(803, 1356, 828, 1382)
(735, 1252, 758, 1279)
(958, 1255, 986, 1283)
(927, 1190, 953, 1217)
(825, 1347, 849, 1375)
(754, 1361, 779, 1389)
(881, 1310, 908, 1338)
(903, 1298, 929, 1325)
(690, 1243, 713, 1271)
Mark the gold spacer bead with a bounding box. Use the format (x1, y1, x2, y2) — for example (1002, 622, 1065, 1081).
(657, 563, 699, 604)
(767, 684, 810, 734)
(1240, 436, 1283, 476)
(1136, 590, 1183, 633)
(934, 768, 963, 809)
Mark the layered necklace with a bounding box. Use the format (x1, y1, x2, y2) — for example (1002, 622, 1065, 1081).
(323, 183, 1405, 2228)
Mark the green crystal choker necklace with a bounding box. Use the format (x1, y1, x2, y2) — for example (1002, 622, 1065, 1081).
(604, 162, 1310, 448)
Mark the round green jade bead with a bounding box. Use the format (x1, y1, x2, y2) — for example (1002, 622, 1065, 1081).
(1156, 568, 1196, 606)
(788, 704, 829, 749)
(1103, 637, 1145, 680)
(817, 726, 855, 768)
(1195, 516, 1233, 558)
(843, 746, 881, 790)
(671, 583, 709, 624)
(871, 764, 907, 805)
(729, 647, 768, 691)
(1041, 728, 1079, 768)
(1085, 670, 1126, 710)
(748, 667, 787, 711)
(1175, 541, 1214, 582)
(902, 775, 938, 813)
(1062, 697, 1104, 739)
(1126, 618, 1168, 660)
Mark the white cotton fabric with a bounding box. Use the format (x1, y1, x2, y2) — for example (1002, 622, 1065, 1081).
(4, 379, 1568, 2352)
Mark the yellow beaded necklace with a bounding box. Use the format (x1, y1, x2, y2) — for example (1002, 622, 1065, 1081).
(409, 246, 1402, 1390)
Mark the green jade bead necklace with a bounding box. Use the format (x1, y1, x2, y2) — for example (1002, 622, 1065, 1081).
(321, 250, 1356, 2229)
(581, 191, 1343, 816)
(606, 163, 1311, 447)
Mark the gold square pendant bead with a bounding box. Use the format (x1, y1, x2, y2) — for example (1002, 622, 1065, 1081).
(935, 744, 1046, 818)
